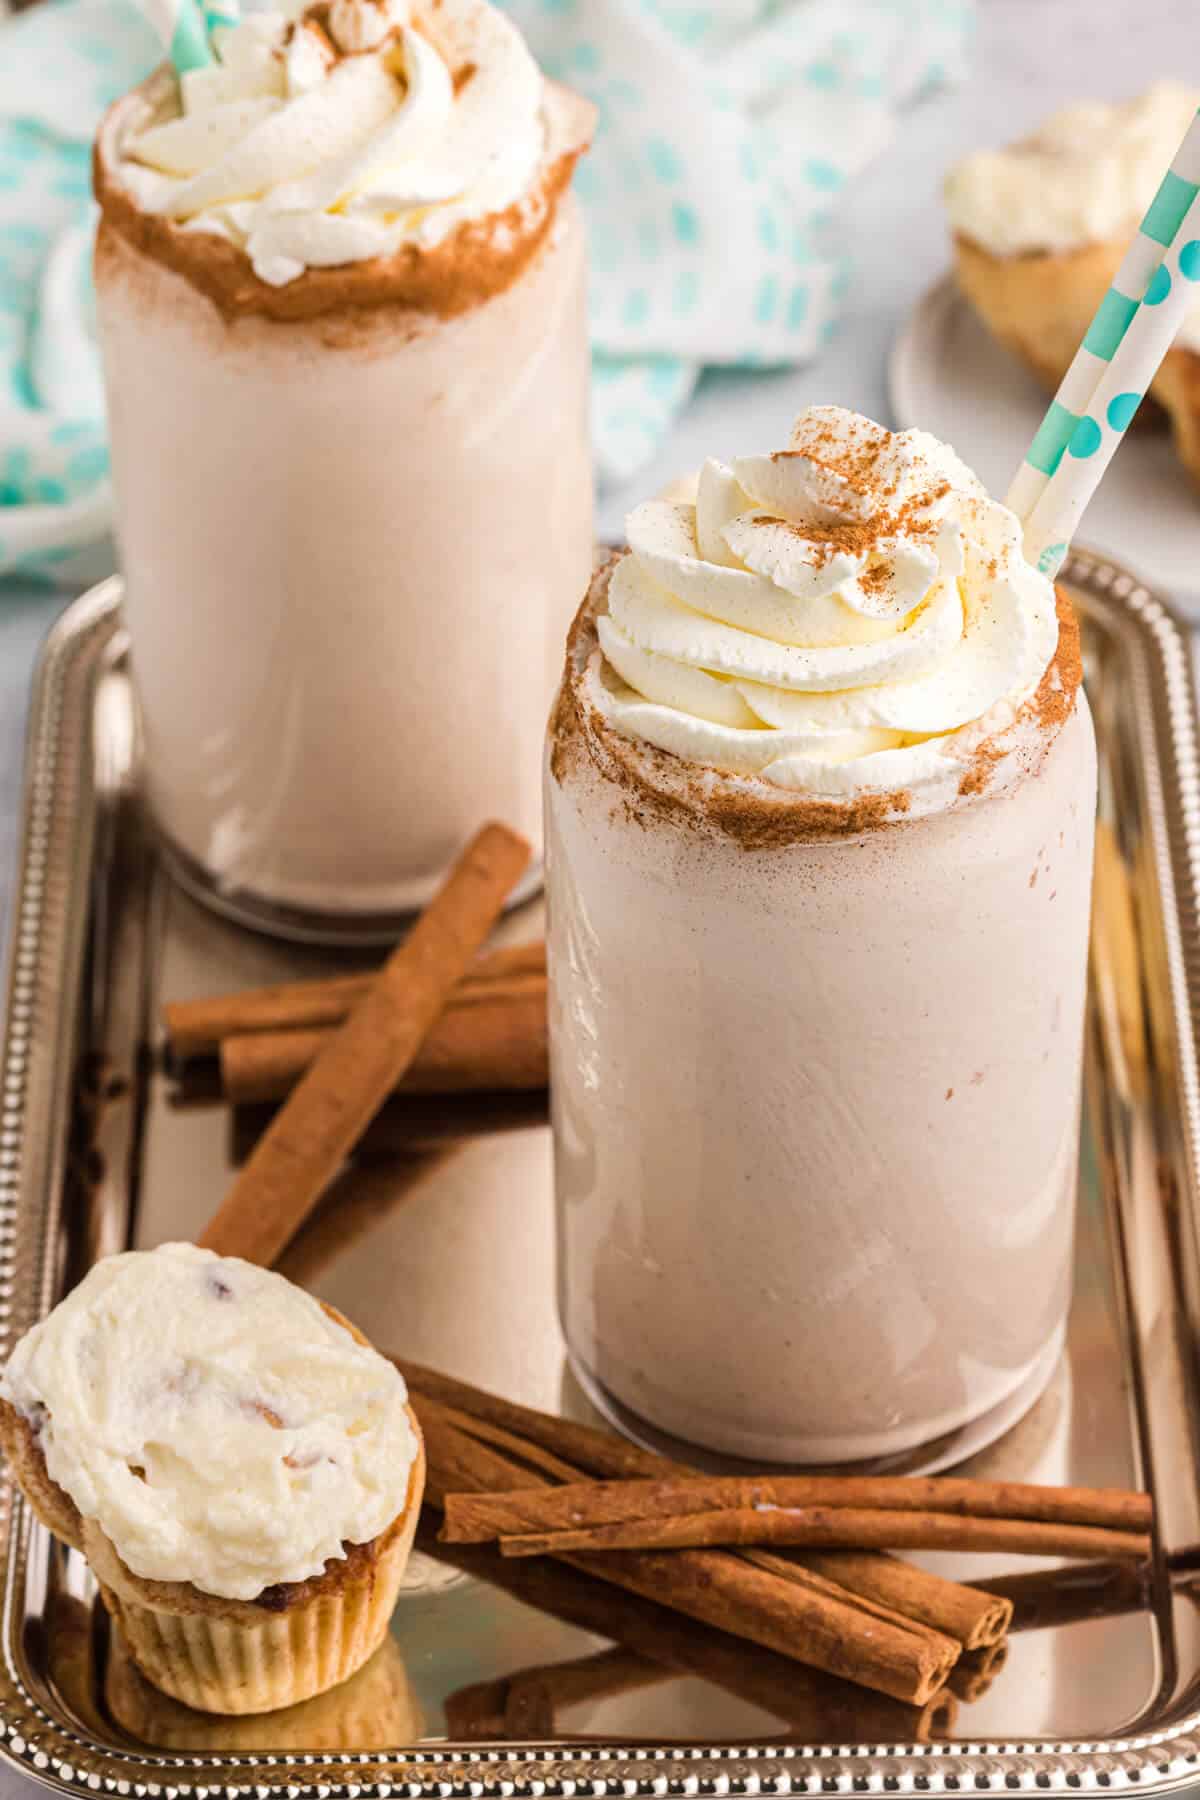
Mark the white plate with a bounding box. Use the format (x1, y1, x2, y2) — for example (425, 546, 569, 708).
(889, 274, 1200, 605)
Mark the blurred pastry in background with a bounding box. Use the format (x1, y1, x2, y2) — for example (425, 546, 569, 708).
(945, 84, 1200, 488)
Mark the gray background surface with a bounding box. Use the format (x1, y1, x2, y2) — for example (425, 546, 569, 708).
(0, 0, 1196, 1781)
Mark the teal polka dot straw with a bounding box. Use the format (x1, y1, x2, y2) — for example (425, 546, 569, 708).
(137, 0, 223, 70)
(201, 0, 239, 33)
(1009, 109, 1200, 575)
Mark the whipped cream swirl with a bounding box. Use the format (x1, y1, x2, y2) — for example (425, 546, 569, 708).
(1, 1244, 418, 1600)
(589, 407, 1062, 815)
(945, 82, 1200, 260)
(115, 0, 546, 287)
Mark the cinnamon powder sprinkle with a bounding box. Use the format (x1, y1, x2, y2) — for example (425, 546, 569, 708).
(767, 491, 942, 565)
(958, 588, 1081, 798)
(93, 74, 595, 325)
(283, 1, 414, 63)
(281, 12, 338, 59)
(553, 557, 1084, 848)
(94, 148, 584, 326)
(550, 560, 916, 847)
(757, 467, 951, 594)
(286, 4, 333, 43)
(776, 414, 909, 506)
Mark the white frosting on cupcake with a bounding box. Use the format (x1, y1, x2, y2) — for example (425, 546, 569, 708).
(1, 1244, 417, 1600)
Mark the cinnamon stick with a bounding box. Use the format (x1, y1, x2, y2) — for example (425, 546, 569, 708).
(232, 1088, 549, 1166)
(945, 1639, 1009, 1705)
(395, 1359, 1012, 1652)
(197, 822, 530, 1266)
(220, 980, 547, 1103)
(426, 1527, 957, 1743)
(426, 1399, 585, 1485)
(164, 942, 545, 1061)
(416, 1396, 958, 1706)
(799, 1552, 1010, 1650)
(397, 1357, 713, 1478)
(443, 1473, 1152, 1540)
(496, 1508, 1151, 1562)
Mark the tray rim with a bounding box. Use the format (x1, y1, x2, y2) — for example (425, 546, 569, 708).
(2, 562, 1200, 1795)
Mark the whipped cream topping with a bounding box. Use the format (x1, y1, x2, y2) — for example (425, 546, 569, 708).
(945, 82, 1200, 258)
(1, 1244, 418, 1600)
(588, 406, 1062, 817)
(113, 0, 546, 287)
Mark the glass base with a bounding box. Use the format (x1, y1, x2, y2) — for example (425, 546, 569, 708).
(566, 1326, 1067, 1477)
(156, 830, 544, 948)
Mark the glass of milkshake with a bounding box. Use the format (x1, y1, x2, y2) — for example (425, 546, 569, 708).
(546, 406, 1096, 1468)
(94, 0, 594, 936)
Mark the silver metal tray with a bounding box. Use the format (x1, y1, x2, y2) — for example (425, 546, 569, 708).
(3, 549, 1200, 1795)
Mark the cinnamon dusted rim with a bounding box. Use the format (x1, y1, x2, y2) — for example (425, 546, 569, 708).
(93, 72, 593, 324)
(551, 554, 1084, 850)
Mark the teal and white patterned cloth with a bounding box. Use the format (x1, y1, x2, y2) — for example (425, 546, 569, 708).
(0, 0, 971, 579)
(510, 0, 973, 481)
(0, 0, 158, 579)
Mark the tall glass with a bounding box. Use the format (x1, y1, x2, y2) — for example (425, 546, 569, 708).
(94, 87, 593, 934)
(547, 575, 1097, 1467)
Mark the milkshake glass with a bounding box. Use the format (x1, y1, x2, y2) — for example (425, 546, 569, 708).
(94, 0, 594, 929)
(546, 407, 1096, 1467)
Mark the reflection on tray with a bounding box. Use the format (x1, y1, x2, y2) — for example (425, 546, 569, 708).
(423, 1529, 962, 1743)
(40, 1524, 1159, 1756)
(66, 1612, 424, 1753)
(104, 1633, 424, 1753)
(45, 1586, 425, 1752)
(44, 1579, 426, 1753)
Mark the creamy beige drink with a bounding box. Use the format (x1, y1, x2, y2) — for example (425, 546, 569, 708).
(94, 0, 593, 926)
(547, 407, 1096, 1466)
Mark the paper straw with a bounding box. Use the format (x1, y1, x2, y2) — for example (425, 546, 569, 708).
(136, 0, 216, 71)
(1020, 184, 1200, 574)
(201, 0, 239, 37)
(1007, 107, 1200, 565)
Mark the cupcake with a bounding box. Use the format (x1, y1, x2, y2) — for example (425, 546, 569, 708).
(0, 1243, 424, 1714)
(944, 83, 1200, 488)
